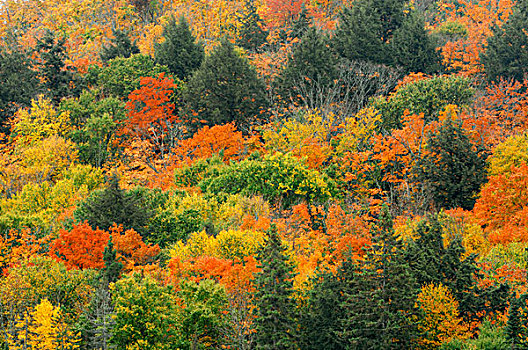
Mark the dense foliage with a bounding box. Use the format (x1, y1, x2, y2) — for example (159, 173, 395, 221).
(1, 0, 528, 348)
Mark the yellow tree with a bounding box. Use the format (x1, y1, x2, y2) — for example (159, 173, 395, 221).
(415, 283, 469, 349)
(7, 299, 80, 350)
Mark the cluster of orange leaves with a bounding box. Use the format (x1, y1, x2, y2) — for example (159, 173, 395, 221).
(49, 222, 160, 272)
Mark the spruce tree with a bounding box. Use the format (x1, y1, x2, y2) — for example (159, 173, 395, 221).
(482, 0, 528, 82)
(340, 206, 418, 349)
(506, 294, 528, 348)
(154, 16, 204, 80)
(413, 117, 487, 211)
(184, 39, 268, 132)
(333, 0, 406, 65)
(36, 29, 77, 104)
(253, 224, 298, 350)
(236, 0, 268, 52)
(277, 27, 338, 107)
(333, 5, 387, 64)
(74, 174, 150, 234)
(390, 11, 442, 74)
(100, 29, 140, 63)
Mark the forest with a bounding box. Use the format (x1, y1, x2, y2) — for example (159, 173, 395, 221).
(0, 0, 528, 348)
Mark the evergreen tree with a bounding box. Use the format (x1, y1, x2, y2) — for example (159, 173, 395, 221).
(340, 206, 418, 349)
(413, 117, 487, 211)
(154, 16, 204, 80)
(101, 239, 122, 284)
(277, 27, 338, 107)
(333, 5, 387, 64)
(184, 39, 269, 132)
(482, 0, 528, 82)
(390, 11, 442, 74)
(74, 174, 150, 234)
(236, 0, 268, 52)
(333, 0, 406, 64)
(36, 29, 77, 104)
(0, 49, 41, 133)
(404, 215, 510, 327)
(253, 224, 298, 350)
(100, 29, 140, 63)
(300, 263, 351, 350)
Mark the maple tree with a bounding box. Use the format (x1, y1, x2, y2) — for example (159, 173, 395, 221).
(50, 222, 110, 270)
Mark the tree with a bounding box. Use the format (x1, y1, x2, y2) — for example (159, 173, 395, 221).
(74, 174, 150, 234)
(110, 274, 180, 350)
(184, 39, 269, 132)
(415, 283, 468, 349)
(333, 0, 406, 65)
(6, 298, 80, 350)
(154, 16, 204, 81)
(86, 54, 169, 100)
(505, 294, 528, 348)
(276, 27, 338, 108)
(340, 206, 418, 349)
(0, 49, 41, 134)
(390, 11, 443, 74)
(50, 222, 110, 270)
(413, 116, 488, 211)
(100, 29, 140, 63)
(36, 30, 77, 104)
(253, 224, 298, 350)
(236, 0, 268, 52)
(178, 279, 228, 350)
(123, 73, 182, 163)
(333, 5, 387, 64)
(482, 0, 528, 82)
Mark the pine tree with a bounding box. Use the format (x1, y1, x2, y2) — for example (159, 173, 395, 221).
(36, 30, 77, 104)
(333, 5, 387, 64)
(300, 264, 351, 350)
(100, 29, 140, 63)
(184, 39, 269, 132)
(413, 117, 487, 211)
(277, 27, 338, 107)
(340, 206, 418, 349)
(74, 174, 150, 234)
(101, 239, 122, 284)
(236, 0, 268, 52)
(390, 11, 442, 74)
(290, 4, 311, 40)
(154, 16, 204, 80)
(253, 224, 298, 350)
(482, 0, 528, 82)
(333, 0, 406, 65)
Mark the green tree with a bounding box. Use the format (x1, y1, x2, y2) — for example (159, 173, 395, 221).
(36, 30, 78, 104)
(372, 75, 474, 130)
(333, 0, 406, 65)
(184, 39, 268, 132)
(178, 279, 228, 350)
(253, 225, 298, 350)
(86, 54, 168, 100)
(340, 206, 418, 349)
(404, 215, 510, 326)
(390, 11, 442, 74)
(110, 274, 180, 350)
(300, 264, 349, 350)
(482, 0, 528, 82)
(74, 174, 150, 233)
(0, 49, 41, 133)
(413, 117, 487, 210)
(100, 29, 140, 63)
(154, 16, 204, 81)
(276, 27, 337, 108)
(333, 5, 387, 64)
(505, 294, 528, 348)
(236, 0, 268, 52)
